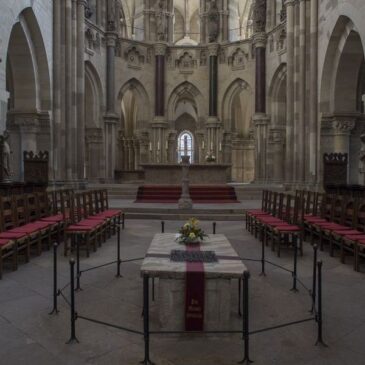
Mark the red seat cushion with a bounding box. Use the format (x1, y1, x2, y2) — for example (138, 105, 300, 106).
(0, 231, 28, 239)
(273, 224, 302, 232)
(66, 225, 94, 232)
(0, 238, 12, 246)
(332, 229, 362, 236)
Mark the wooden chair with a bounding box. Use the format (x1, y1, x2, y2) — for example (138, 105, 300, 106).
(0, 196, 30, 264)
(266, 194, 303, 257)
(64, 193, 101, 257)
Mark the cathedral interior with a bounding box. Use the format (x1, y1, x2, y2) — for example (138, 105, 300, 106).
(1, 1, 365, 365)
(1, 0, 364, 188)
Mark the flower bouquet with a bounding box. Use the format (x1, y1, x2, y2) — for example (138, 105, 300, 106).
(176, 218, 207, 245)
(205, 150, 216, 163)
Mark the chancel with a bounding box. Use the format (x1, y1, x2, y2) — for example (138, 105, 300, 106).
(1, 0, 365, 364)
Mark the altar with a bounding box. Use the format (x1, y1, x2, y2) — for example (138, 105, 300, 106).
(140, 163, 231, 184)
(140, 233, 247, 331)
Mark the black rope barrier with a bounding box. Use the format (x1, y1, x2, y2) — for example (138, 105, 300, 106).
(249, 317, 315, 336)
(77, 315, 143, 336)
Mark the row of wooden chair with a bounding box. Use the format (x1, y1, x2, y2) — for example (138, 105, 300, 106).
(302, 193, 365, 272)
(245, 191, 303, 257)
(0, 189, 124, 279)
(247, 189, 365, 272)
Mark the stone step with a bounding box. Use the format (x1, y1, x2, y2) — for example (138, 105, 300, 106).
(125, 212, 244, 221)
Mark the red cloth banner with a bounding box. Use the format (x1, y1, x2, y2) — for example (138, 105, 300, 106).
(185, 244, 205, 331)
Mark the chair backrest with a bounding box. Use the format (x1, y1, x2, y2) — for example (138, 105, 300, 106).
(26, 194, 39, 223)
(332, 197, 344, 224)
(355, 201, 365, 232)
(13, 194, 27, 227)
(0, 196, 16, 231)
(344, 199, 356, 228)
(37, 192, 51, 219)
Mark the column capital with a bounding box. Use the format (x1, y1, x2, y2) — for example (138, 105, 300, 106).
(151, 116, 168, 128)
(154, 42, 167, 56)
(104, 114, 119, 124)
(252, 32, 267, 48)
(205, 116, 221, 128)
(284, 0, 296, 7)
(252, 113, 270, 126)
(207, 43, 219, 57)
(106, 32, 118, 47)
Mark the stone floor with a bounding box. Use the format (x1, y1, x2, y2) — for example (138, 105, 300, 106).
(0, 217, 364, 364)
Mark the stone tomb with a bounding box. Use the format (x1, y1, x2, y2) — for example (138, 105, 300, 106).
(141, 233, 247, 331)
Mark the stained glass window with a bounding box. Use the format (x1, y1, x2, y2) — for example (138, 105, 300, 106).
(177, 131, 194, 163)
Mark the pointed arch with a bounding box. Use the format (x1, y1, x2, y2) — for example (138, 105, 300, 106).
(167, 81, 205, 122)
(320, 16, 365, 114)
(268, 63, 287, 126)
(221, 78, 253, 131)
(85, 61, 104, 128)
(118, 78, 151, 124)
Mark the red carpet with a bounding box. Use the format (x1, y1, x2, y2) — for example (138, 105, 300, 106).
(135, 185, 239, 203)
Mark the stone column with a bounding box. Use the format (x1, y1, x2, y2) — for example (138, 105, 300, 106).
(152, 43, 168, 163)
(298, 0, 306, 182)
(155, 43, 166, 118)
(293, 1, 300, 182)
(270, 128, 285, 182)
(53, 0, 63, 182)
(65, 0, 75, 181)
(77, 0, 87, 182)
(208, 43, 218, 117)
(309, 0, 318, 183)
(104, 26, 119, 181)
(253, 28, 269, 182)
(206, 43, 220, 160)
(284, 0, 295, 183)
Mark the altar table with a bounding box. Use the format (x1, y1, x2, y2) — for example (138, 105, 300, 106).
(140, 233, 247, 331)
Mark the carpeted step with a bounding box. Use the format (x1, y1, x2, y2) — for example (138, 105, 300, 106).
(135, 185, 239, 203)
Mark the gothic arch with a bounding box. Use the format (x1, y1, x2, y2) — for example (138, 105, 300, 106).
(320, 16, 365, 114)
(268, 63, 287, 126)
(167, 81, 206, 122)
(221, 78, 253, 132)
(6, 7, 51, 112)
(118, 78, 151, 127)
(85, 61, 104, 128)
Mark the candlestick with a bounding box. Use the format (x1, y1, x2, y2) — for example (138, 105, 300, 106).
(219, 142, 222, 152)
(210, 141, 213, 151)
(149, 142, 152, 151)
(202, 141, 205, 150)
(157, 141, 160, 151)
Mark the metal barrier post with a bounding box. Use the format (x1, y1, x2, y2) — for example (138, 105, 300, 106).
(238, 278, 242, 317)
(291, 235, 298, 292)
(239, 271, 252, 364)
(311, 244, 318, 313)
(161, 221, 165, 233)
(66, 258, 79, 344)
(76, 236, 81, 291)
(122, 213, 125, 230)
(116, 224, 122, 277)
(49, 242, 59, 315)
(260, 237, 266, 276)
(213, 222, 216, 234)
(315, 261, 327, 347)
(142, 274, 154, 364)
